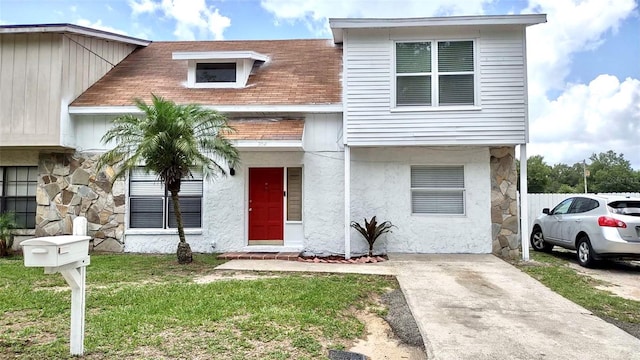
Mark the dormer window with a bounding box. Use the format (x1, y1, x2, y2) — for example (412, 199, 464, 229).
(173, 51, 269, 89)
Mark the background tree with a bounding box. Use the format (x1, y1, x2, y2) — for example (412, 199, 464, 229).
(99, 95, 239, 264)
(588, 151, 640, 192)
(547, 162, 583, 193)
(526, 155, 552, 193)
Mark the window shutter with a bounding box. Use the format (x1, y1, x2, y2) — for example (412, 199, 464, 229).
(287, 167, 302, 221)
(396, 42, 431, 73)
(129, 198, 164, 228)
(411, 166, 464, 188)
(412, 191, 464, 214)
(411, 166, 465, 214)
(168, 197, 202, 228)
(438, 41, 473, 72)
(129, 169, 164, 196)
(438, 41, 474, 105)
(439, 75, 474, 105)
(397, 76, 432, 106)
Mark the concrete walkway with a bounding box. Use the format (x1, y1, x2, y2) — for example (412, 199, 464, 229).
(216, 254, 640, 360)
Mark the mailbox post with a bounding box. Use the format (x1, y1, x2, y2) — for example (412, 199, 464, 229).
(22, 217, 91, 356)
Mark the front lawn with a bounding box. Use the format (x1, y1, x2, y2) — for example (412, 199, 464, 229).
(1, 254, 395, 359)
(516, 252, 640, 325)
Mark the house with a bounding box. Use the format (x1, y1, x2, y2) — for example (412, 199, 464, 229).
(0, 24, 149, 246)
(0, 14, 546, 258)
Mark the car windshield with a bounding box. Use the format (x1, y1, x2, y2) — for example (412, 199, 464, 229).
(608, 201, 640, 217)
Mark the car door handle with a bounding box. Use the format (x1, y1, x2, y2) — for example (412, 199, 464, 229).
(575, 219, 582, 222)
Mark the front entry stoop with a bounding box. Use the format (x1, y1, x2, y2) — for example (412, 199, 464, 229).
(218, 252, 300, 261)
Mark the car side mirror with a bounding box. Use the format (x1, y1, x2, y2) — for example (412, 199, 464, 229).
(542, 208, 550, 215)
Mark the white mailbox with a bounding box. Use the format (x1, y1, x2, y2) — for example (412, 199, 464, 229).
(22, 235, 91, 267)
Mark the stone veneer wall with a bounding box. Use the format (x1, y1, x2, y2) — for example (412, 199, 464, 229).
(490, 146, 520, 259)
(35, 152, 125, 252)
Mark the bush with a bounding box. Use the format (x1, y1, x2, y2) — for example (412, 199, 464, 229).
(0, 212, 18, 257)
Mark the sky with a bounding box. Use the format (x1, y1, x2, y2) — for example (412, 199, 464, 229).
(1, 0, 639, 169)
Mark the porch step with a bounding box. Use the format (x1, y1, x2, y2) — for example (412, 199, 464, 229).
(218, 252, 301, 261)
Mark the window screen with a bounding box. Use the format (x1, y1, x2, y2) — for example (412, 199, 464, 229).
(129, 168, 203, 229)
(438, 41, 474, 105)
(196, 63, 236, 83)
(411, 166, 465, 214)
(1, 166, 38, 228)
(396, 42, 432, 106)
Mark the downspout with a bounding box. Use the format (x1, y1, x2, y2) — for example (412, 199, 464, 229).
(344, 145, 351, 259)
(342, 29, 351, 260)
(520, 144, 530, 261)
(521, 25, 531, 261)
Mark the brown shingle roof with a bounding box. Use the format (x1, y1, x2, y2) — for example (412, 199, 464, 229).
(72, 39, 342, 107)
(226, 119, 303, 140)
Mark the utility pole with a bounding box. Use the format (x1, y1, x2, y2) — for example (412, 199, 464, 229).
(583, 159, 588, 193)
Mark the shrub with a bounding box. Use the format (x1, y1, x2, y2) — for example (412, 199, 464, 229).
(0, 212, 18, 257)
(350, 216, 395, 257)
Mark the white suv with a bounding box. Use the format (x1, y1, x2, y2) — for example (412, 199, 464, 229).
(530, 195, 640, 267)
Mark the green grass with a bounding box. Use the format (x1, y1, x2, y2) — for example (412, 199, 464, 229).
(516, 252, 640, 324)
(0, 254, 395, 359)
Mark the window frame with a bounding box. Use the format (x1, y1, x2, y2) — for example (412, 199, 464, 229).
(128, 168, 203, 230)
(393, 39, 478, 111)
(187, 60, 242, 89)
(410, 165, 466, 216)
(0, 166, 38, 229)
(285, 167, 303, 223)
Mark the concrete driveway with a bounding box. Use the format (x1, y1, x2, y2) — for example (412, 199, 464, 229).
(217, 254, 640, 360)
(391, 254, 640, 360)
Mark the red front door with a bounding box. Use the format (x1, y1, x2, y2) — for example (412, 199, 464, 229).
(248, 168, 284, 244)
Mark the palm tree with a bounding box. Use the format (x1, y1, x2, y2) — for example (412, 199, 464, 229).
(98, 94, 239, 264)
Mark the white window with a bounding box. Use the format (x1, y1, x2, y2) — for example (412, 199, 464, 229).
(129, 168, 203, 229)
(396, 40, 475, 107)
(411, 166, 465, 215)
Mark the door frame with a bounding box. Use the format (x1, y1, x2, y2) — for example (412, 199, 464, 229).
(248, 167, 284, 244)
(244, 164, 304, 247)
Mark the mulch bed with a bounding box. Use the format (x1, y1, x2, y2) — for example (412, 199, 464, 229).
(297, 255, 388, 264)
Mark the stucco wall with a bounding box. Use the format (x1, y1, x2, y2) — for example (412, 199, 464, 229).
(123, 150, 345, 255)
(300, 151, 345, 255)
(350, 146, 492, 255)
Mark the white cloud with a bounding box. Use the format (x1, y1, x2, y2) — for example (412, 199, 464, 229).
(529, 75, 640, 166)
(129, 0, 231, 40)
(75, 19, 130, 36)
(524, 0, 636, 98)
(130, 0, 159, 14)
(260, 0, 493, 35)
(524, 0, 640, 168)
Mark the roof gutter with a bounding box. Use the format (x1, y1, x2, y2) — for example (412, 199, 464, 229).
(68, 104, 343, 115)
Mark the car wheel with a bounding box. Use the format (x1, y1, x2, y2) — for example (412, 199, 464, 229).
(530, 227, 553, 252)
(576, 236, 597, 268)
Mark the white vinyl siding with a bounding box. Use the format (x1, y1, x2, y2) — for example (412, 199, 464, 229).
(129, 168, 203, 229)
(411, 166, 465, 215)
(343, 28, 527, 146)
